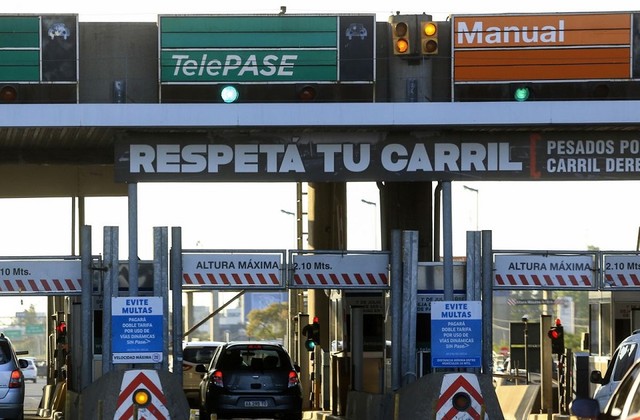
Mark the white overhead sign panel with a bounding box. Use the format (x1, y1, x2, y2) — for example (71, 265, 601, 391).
(604, 254, 640, 288)
(0, 259, 81, 294)
(182, 252, 284, 289)
(290, 252, 389, 289)
(494, 253, 595, 289)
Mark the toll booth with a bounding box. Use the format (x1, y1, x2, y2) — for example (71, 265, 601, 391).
(415, 262, 466, 377)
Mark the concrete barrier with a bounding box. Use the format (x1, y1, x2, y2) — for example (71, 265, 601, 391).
(79, 369, 190, 420)
(343, 373, 504, 420)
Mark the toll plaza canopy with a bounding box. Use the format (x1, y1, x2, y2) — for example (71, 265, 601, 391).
(2, 102, 640, 188)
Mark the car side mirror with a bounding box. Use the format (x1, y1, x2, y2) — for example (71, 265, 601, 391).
(195, 364, 207, 373)
(590, 370, 603, 384)
(18, 359, 28, 369)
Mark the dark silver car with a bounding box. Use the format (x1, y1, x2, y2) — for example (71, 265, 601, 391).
(0, 333, 26, 420)
(197, 342, 302, 420)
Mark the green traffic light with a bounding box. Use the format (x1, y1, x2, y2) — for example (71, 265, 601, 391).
(220, 85, 239, 103)
(304, 338, 316, 351)
(513, 87, 530, 102)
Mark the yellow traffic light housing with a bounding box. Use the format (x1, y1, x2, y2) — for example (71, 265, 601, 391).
(132, 388, 151, 407)
(392, 21, 411, 56)
(421, 21, 438, 55)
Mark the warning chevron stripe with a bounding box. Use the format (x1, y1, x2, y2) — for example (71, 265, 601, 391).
(495, 273, 591, 287)
(435, 374, 487, 420)
(183, 272, 280, 286)
(0, 278, 81, 293)
(292, 272, 388, 288)
(115, 370, 169, 420)
(605, 273, 640, 287)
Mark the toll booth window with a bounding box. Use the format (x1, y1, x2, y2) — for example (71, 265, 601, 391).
(344, 314, 384, 352)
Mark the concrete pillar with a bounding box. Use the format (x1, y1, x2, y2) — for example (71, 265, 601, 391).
(307, 182, 347, 410)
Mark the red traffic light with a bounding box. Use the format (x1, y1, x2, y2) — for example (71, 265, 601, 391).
(0, 86, 17, 102)
(56, 321, 67, 335)
(548, 329, 560, 339)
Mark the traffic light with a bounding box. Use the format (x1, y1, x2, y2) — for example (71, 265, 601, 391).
(547, 319, 565, 355)
(511, 84, 533, 102)
(0, 85, 17, 102)
(132, 388, 151, 408)
(391, 20, 411, 56)
(55, 321, 67, 345)
(220, 85, 240, 103)
(302, 316, 320, 351)
(420, 21, 438, 55)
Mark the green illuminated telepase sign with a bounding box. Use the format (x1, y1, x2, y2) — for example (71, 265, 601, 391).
(159, 14, 374, 83)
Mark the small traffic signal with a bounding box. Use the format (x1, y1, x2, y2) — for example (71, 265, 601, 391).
(56, 321, 67, 346)
(420, 21, 438, 55)
(220, 85, 240, 103)
(512, 84, 533, 102)
(296, 84, 317, 101)
(0, 85, 17, 102)
(132, 388, 151, 408)
(391, 21, 411, 56)
(547, 319, 565, 355)
(302, 316, 321, 351)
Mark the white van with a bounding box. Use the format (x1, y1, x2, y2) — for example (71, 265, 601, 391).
(591, 330, 640, 410)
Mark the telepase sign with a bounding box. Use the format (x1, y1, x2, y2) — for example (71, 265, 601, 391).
(115, 131, 640, 182)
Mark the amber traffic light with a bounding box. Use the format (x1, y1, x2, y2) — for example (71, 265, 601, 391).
(392, 21, 411, 55)
(421, 21, 438, 55)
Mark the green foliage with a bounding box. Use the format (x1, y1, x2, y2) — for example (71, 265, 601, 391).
(246, 302, 288, 341)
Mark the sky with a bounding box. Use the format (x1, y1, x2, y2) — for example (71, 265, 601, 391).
(1, 0, 638, 21)
(1, 0, 640, 317)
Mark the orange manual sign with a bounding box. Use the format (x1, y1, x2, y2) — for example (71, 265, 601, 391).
(452, 13, 632, 82)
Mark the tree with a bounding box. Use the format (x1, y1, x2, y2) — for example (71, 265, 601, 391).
(246, 302, 287, 341)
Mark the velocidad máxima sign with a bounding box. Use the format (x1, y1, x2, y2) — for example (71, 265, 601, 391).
(115, 131, 640, 182)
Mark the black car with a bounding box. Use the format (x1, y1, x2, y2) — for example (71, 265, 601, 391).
(197, 342, 302, 420)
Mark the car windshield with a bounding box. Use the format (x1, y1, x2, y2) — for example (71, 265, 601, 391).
(183, 346, 218, 365)
(0, 342, 12, 365)
(218, 345, 287, 370)
(613, 343, 639, 381)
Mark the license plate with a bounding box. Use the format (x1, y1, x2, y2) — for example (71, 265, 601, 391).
(244, 400, 268, 408)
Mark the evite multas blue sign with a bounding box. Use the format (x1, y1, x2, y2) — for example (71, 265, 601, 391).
(112, 297, 163, 364)
(431, 301, 482, 368)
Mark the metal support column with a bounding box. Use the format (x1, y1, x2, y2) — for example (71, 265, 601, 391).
(442, 181, 453, 301)
(401, 230, 418, 385)
(482, 230, 493, 374)
(80, 225, 92, 390)
(128, 183, 139, 296)
(390, 229, 402, 390)
(102, 226, 119, 375)
(154, 227, 169, 370)
(171, 227, 183, 382)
